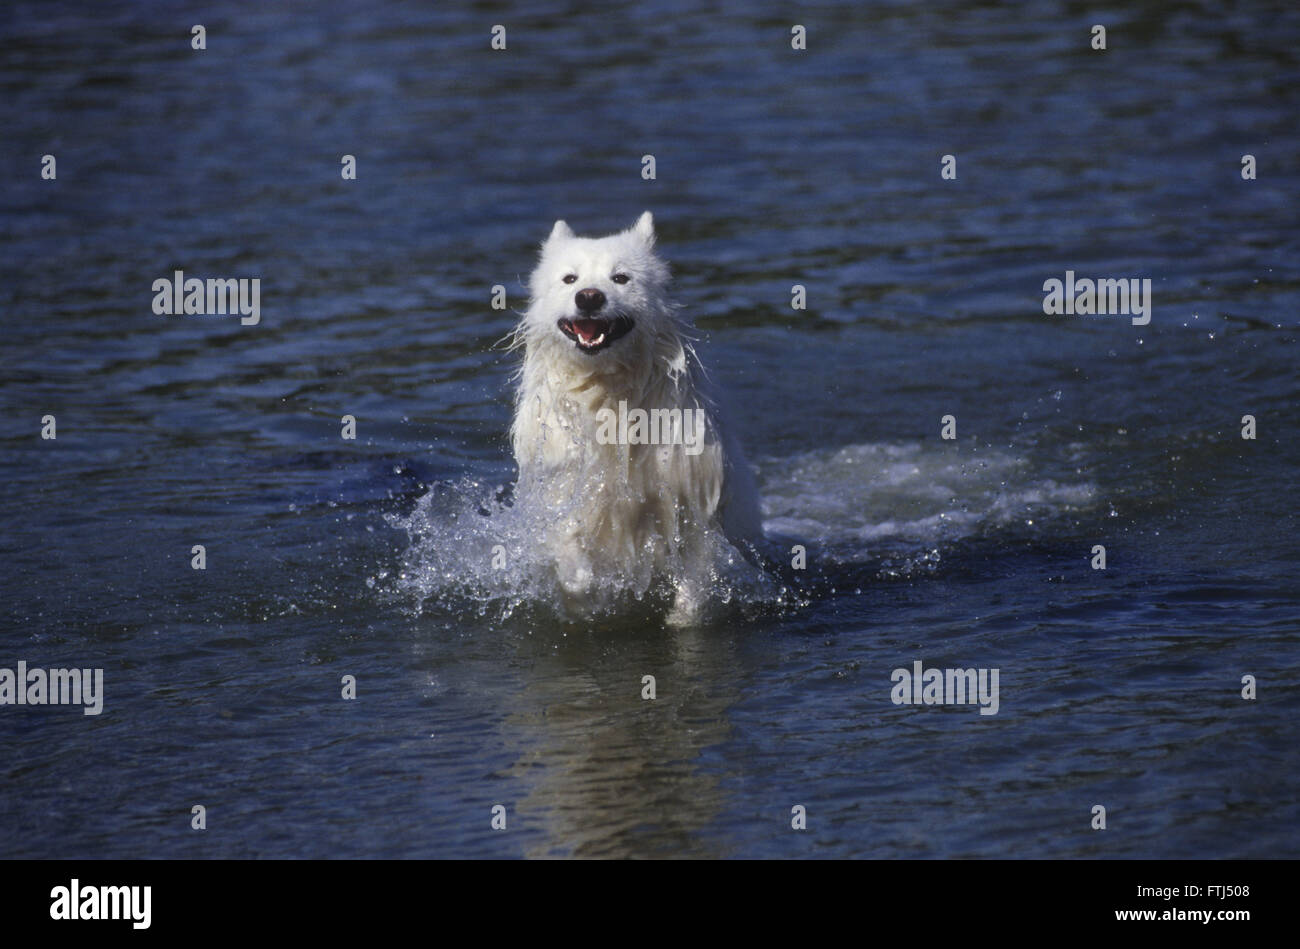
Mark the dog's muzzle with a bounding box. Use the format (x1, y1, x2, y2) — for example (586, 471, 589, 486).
(557, 316, 635, 354)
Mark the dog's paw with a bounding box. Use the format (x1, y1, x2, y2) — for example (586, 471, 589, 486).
(665, 578, 704, 627)
(555, 551, 594, 596)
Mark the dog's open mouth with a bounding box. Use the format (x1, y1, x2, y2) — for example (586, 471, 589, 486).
(557, 316, 635, 354)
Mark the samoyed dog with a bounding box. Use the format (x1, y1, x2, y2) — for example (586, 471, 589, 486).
(509, 212, 764, 623)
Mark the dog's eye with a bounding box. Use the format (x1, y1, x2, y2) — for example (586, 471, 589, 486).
(611, 274, 630, 284)
(562, 274, 577, 284)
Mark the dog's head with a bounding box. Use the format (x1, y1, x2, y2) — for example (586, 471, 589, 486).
(522, 212, 674, 367)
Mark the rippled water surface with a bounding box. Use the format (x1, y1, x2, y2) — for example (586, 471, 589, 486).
(1, 0, 1298, 858)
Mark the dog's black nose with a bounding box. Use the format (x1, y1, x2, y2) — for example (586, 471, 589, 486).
(575, 288, 606, 312)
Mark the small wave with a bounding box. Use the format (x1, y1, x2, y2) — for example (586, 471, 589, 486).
(379, 441, 1095, 621)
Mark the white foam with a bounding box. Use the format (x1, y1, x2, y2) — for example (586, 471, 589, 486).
(380, 475, 787, 621)
(759, 441, 1095, 555)
(380, 441, 1095, 617)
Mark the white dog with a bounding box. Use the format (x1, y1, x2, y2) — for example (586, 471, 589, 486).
(509, 212, 763, 622)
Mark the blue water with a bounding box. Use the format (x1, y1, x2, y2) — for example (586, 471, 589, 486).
(1, 0, 1298, 858)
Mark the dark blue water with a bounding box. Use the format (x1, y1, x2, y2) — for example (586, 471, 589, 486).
(1, 0, 1297, 858)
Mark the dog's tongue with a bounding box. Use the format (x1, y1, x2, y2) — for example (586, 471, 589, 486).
(572, 318, 606, 344)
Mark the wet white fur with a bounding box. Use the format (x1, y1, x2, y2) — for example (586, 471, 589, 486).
(509, 212, 762, 622)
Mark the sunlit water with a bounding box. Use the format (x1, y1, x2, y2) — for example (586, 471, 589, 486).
(1, 1, 1297, 858)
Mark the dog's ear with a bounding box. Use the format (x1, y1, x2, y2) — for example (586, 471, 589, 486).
(546, 219, 574, 245)
(632, 211, 655, 244)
